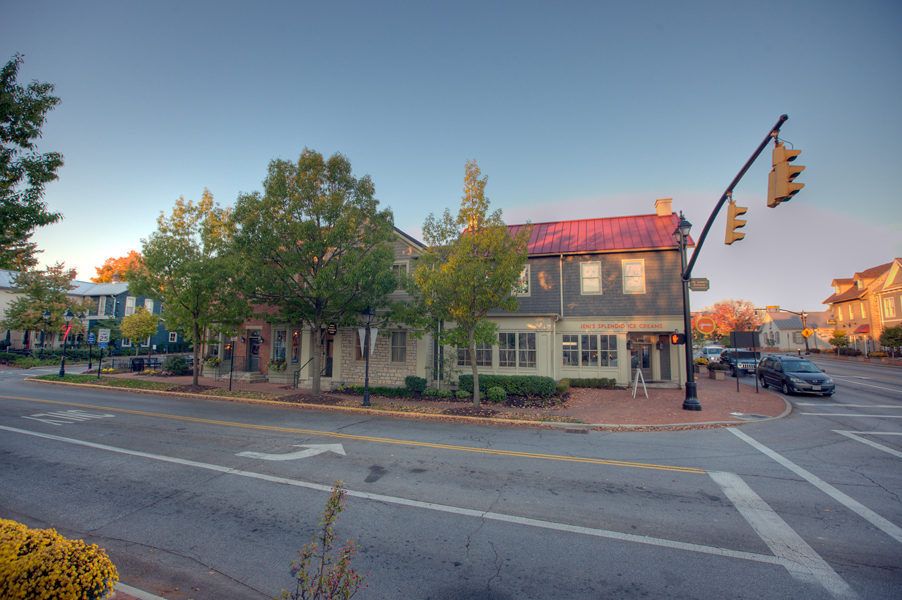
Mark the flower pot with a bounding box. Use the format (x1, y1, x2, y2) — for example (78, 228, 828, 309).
(709, 370, 725, 380)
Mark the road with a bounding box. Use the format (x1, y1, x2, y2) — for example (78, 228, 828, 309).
(1, 363, 900, 599)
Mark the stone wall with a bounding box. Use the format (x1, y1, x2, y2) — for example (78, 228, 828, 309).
(339, 329, 418, 386)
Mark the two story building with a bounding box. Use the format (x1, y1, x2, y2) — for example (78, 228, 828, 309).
(822, 262, 893, 354)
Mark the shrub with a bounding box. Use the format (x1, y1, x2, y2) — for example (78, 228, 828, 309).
(0, 518, 118, 600)
(556, 378, 570, 395)
(457, 374, 557, 398)
(868, 352, 887, 358)
(456, 390, 470, 399)
(351, 385, 410, 398)
(694, 357, 709, 365)
(568, 378, 617, 389)
(486, 387, 507, 403)
(838, 347, 862, 356)
(708, 362, 728, 371)
(0, 352, 18, 365)
(807, 348, 821, 354)
(423, 388, 453, 399)
(162, 355, 191, 375)
(404, 376, 428, 394)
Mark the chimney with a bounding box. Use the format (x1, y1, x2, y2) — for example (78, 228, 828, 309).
(112, 271, 120, 283)
(655, 198, 672, 217)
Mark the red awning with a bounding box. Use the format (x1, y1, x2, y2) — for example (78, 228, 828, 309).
(853, 324, 870, 334)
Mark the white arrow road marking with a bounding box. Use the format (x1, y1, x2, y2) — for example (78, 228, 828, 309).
(237, 444, 346, 461)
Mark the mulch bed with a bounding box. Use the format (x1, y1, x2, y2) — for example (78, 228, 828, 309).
(165, 384, 220, 394)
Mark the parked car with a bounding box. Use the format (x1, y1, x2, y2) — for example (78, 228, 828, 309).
(757, 355, 834, 396)
(718, 349, 761, 376)
(694, 345, 725, 361)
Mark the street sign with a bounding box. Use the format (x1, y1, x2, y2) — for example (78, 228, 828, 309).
(688, 278, 710, 292)
(98, 329, 111, 344)
(828, 318, 836, 325)
(801, 327, 813, 338)
(695, 316, 716, 334)
(87, 333, 96, 345)
(766, 305, 780, 313)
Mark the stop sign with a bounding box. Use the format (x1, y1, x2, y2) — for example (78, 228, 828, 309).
(695, 316, 716, 334)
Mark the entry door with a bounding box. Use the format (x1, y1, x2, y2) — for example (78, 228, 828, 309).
(323, 338, 334, 377)
(631, 344, 652, 381)
(247, 331, 261, 371)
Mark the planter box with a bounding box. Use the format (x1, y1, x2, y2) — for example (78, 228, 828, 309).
(267, 369, 299, 385)
(709, 370, 726, 380)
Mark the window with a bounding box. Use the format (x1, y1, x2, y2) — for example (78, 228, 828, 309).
(355, 332, 370, 361)
(518, 333, 536, 368)
(514, 266, 530, 296)
(793, 332, 804, 344)
(775, 331, 780, 344)
(392, 262, 408, 290)
(622, 260, 646, 294)
(499, 333, 516, 367)
(121, 338, 132, 348)
(849, 305, 854, 320)
(884, 297, 897, 318)
(497, 332, 536, 368)
(562, 335, 578, 365)
(98, 297, 106, 316)
(124, 296, 136, 316)
(599, 335, 618, 367)
(581, 334, 598, 366)
(274, 330, 287, 362)
(391, 332, 407, 363)
(458, 343, 491, 367)
(860, 302, 866, 318)
(837, 308, 843, 322)
(144, 298, 154, 313)
(581, 262, 602, 295)
(140, 337, 150, 348)
(168, 332, 177, 343)
(291, 330, 301, 363)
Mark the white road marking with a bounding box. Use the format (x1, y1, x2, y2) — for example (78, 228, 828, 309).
(800, 414, 902, 418)
(0, 424, 781, 566)
(22, 410, 115, 426)
(237, 443, 346, 461)
(833, 431, 902, 459)
(828, 378, 902, 393)
(796, 403, 902, 408)
(729, 428, 902, 545)
(709, 471, 857, 600)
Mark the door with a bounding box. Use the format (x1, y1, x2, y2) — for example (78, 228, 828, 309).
(631, 343, 652, 381)
(246, 331, 261, 371)
(323, 337, 333, 377)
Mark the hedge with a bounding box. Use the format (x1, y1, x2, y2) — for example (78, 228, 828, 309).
(567, 378, 617, 389)
(0, 519, 118, 600)
(457, 374, 557, 398)
(404, 376, 427, 394)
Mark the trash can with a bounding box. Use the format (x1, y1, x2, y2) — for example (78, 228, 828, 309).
(131, 358, 144, 372)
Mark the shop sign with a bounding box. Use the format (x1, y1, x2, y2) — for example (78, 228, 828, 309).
(579, 322, 666, 330)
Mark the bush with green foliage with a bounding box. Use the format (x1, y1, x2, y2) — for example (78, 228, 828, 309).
(456, 390, 470, 399)
(838, 347, 862, 356)
(0, 352, 18, 365)
(457, 374, 556, 398)
(423, 388, 453, 399)
(0, 518, 119, 600)
(868, 352, 887, 358)
(350, 385, 410, 398)
(707, 362, 728, 371)
(568, 378, 617, 389)
(162, 355, 191, 375)
(404, 376, 427, 394)
(556, 378, 570, 395)
(486, 387, 507, 403)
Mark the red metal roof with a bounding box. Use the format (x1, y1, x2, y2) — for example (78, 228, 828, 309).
(508, 213, 691, 255)
(853, 324, 870, 334)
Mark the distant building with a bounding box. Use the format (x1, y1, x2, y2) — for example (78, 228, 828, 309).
(822, 262, 894, 354)
(758, 310, 833, 352)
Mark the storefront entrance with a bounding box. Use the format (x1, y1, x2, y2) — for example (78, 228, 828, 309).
(631, 343, 652, 381)
(246, 330, 261, 371)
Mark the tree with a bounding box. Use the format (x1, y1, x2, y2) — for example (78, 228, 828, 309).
(705, 299, 760, 336)
(231, 149, 397, 395)
(1, 54, 64, 269)
(0, 263, 93, 350)
(829, 329, 850, 353)
(91, 250, 143, 283)
(408, 160, 530, 407)
(119, 307, 160, 356)
(128, 189, 250, 385)
(879, 325, 902, 356)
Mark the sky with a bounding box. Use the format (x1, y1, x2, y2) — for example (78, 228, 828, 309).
(3, 0, 901, 314)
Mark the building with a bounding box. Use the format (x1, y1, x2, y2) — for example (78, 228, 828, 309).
(216, 198, 693, 389)
(822, 262, 893, 354)
(875, 258, 902, 340)
(758, 310, 833, 352)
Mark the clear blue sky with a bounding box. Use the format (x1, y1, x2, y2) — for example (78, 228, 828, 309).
(4, 0, 900, 313)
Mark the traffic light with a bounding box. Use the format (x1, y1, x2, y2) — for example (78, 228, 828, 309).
(724, 200, 748, 245)
(768, 142, 804, 207)
(670, 333, 686, 345)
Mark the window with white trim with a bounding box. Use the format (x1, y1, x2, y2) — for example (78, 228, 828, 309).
(121, 338, 132, 348)
(140, 337, 150, 348)
(392, 262, 408, 291)
(884, 297, 897, 318)
(849, 305, 854, 320)
(144, 298, 154, 313)
(391, 332, 407, 363)
(860, 301, 866, 318)
(580, 262, 602, 295)
(793, 332, 804, 344)
(622, 260, 646, 294)
(562, 335, 578, 366)
(457, 343, 491, 367)
(514, 265, 530, 296)
(124, 296, 136, 316)
(168, 332, 178, 343)
(497, 333, 537, 368)
(98, 297, 106, 316)
(274, 330, 287, 362)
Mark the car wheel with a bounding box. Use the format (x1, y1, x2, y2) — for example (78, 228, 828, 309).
(759, 376, 768, 388)
(782, 382, 792, 395)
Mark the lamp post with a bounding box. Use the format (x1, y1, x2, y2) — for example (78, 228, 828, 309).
(59, 309, 74, 378)
(673, 214, 701, 411)
(40, 311, 51, 359)
(361, 306, 376, 407)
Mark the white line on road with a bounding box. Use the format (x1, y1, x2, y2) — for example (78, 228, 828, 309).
(796, 403, 902, 408)
(0, 424, 780, 566)
(800, 414, 902, 418)
(833, 431, 902, 459)
(237, 444, 346, 461)
(828, 378, 902, 393)
(709, 471, 857, 600)
(729, 428, 902, 545)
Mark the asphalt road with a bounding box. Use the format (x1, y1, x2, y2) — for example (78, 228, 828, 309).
(1, 363, 900, 600)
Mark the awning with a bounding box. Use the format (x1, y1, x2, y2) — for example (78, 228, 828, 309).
(853, 324, 870, 334)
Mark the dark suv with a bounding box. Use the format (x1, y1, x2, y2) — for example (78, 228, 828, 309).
(718, 349, 761, 377)
(757, 355, 835, 396)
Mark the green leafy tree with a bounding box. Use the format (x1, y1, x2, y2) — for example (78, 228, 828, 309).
(1, 54, 64, 269)
(407, 160, 530, 407)
(829, 329, 850, 353)
(128, 189, 250, 385)
(879, 325, 902, 355)
(231, 149, 397, 395)
(0, 263, 93, 350)
(119, 307, 160, 356)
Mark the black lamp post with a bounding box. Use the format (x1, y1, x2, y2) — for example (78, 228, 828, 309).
(40, 311, 51, 359)
(673, 215, 701, 411)
(361, 306, 376, 407)
(59, 309, 74, 378)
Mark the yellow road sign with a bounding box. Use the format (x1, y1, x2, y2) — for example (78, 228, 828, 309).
(801, 327, 813, 338)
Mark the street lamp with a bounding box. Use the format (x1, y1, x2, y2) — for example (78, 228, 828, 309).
(41, 311, 51, 359)
(59, 309, 74, 378)
(361, 306, 376, 407)
(672, 214, 701, 411)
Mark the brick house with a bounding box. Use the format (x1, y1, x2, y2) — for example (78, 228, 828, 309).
(822, 262, 893, 354)
(216, 198, 693, 389)
(875, 258, 902, 343)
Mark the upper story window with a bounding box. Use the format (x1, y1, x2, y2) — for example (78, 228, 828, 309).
(860, 301, 866, 318)
(392, 262, 408, 291)
(168, 332, 178, 343)
(98, 296, 107, 316)
(848, 305, 854, 320)
(144, 298, 154, 313)
(622, 259, 646, 294)
(580, 262, 601, 295)
(837, 307, 843, 321)
(885, 297, 897, 318)
(514, 266, 530, 296)
(124, 296, 136, 316)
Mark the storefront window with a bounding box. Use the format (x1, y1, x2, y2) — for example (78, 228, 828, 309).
(562, 335, 578, 365)
(499, 333, 516, 367)
(291, 330, 301, 363)
(274, 330, 286, 362)
(580, 334, 598, 366)
(599, 335, 618, 366)
(518, 333, 536, 368)
(458, 343, 491, 366)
